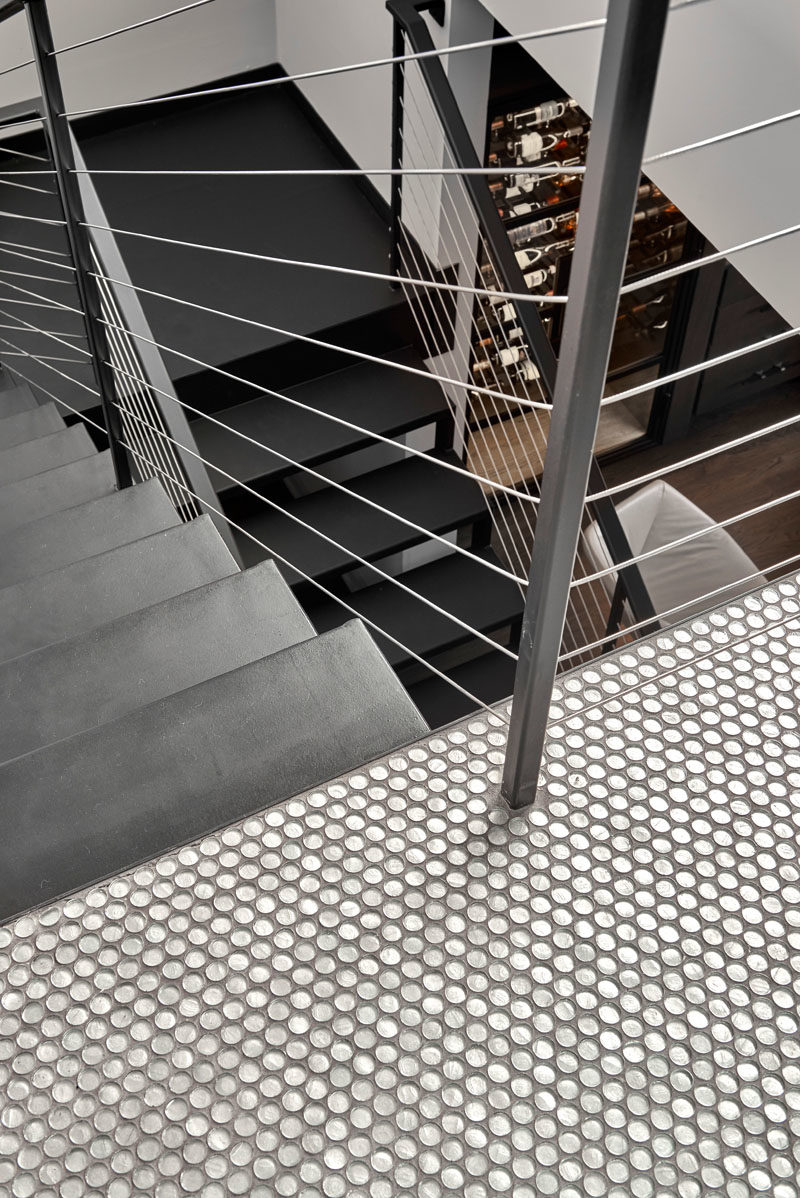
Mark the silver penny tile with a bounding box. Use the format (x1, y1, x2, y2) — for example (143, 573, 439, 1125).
(1, 574, 800, 1197)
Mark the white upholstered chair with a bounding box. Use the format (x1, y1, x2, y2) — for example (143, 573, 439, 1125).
(582, 480, 767, 627)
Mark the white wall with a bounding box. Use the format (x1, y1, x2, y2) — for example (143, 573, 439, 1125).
(274, 0, 395, 202)
(0, 0, 276, 116)
(482, 0, 800, 330)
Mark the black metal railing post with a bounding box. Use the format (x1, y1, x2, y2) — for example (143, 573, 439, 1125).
(388, 19, 405, 285)
(502, 0, 671, 809)
(25, 0, 133, 488)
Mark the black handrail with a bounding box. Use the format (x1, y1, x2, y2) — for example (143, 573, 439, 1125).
(385, 0, 658, 635)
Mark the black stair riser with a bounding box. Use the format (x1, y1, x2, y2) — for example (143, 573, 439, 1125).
(178, 304, 417, 417)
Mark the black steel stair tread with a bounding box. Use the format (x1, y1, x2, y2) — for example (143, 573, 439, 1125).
(0, 402, 65, 449)
(0, 424, 96, 487)
(408, 650, 517, 729)
(0, 383, 37, 419)
(236, 452, 487, 581)
(0, 620, 428, 919)
(192, 346, 448, 491)
(308, 548, 522, 667)
(0, 477, 180, 591)
(0, 560, 314, 763)
(0, 514, 237, 662)
(0, 451, 115, 538)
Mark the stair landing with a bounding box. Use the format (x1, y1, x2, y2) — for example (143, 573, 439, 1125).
(1, 569, 796, 1197)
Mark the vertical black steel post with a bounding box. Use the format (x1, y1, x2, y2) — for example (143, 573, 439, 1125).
(502, 0, 670, 809)
(388, 19, 405, 285)
(25, 0, 132, 488)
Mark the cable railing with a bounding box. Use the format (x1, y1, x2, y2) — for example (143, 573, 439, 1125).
(0, 0, 796, 807)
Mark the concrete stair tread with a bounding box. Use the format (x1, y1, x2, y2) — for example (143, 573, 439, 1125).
(0, 619, 428, 918)
(0, 560, 315, 763)
(0, 424, 96, 486)
(192, 346, 449, 492)
(235, 452, 488, 583)
(308, 547, 522, 667)
(0, 383, 37, 419)
(0, 514, 238, 661)
(0, 450, 115, 537)
(0, 401, 66, 448)
(0, 477, 179, 591)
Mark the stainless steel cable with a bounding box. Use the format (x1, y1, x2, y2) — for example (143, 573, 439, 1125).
(618, 221, 800, 297)
(0, 302, 91, 358)
(571, 484, 800, 591)
(587, 409, 800, 503)
(0, 236, 70, 257)
(123, 442, 512, 726)
(112, 395, 520, 663)
(93, 253, 199, 515)
(99, 337, 527, 585)
(0, 277, 84, 314)
(0, 266, 73, 285)
(53, 0, 219, 55)
(556, 552, 800, 662)
(0, 333, 99, 398)
(643, 107, 800, 165)
(60, 20, 616, 119)
(91, 272, 553, 410)
(601, 324, 800, 406)
(80, 219, 568, 306)
(0, 243, 76, 271)
(0, 360, 106, 431)
(86, 272, 534, 504)
(392, 95, 535, 586)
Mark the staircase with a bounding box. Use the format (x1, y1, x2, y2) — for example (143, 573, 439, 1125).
(0, 374, 428, 921)
(72, 76, 525, 726)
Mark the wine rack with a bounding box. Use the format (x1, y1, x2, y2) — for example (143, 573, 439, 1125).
(468, 87, 688, 455)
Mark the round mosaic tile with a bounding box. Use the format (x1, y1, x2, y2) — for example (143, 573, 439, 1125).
(1, 577, 799, 1197)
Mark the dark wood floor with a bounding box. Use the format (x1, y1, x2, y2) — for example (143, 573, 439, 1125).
(491, 377, 800, 662)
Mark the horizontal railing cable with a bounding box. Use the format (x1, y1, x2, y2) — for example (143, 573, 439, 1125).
(0, 349, 85, 362)
(0, 236, 69, 257)
(0, 144, 48, 164)
(123, 445, 512, 723)
(0, 299, 90, 354)
(73, 165, 586, 177)
(104, 351, 528, 585)
(91, 271, 554, 411)
(59, 6, 704, 120)
(556, 552, 800, 663)
(83, 220, 568, 306)
(0, 207, 67, 226)
(587, 409, 800, 502)
(53, 0, 219, 55)
(601, 324, 800, 406)
(99, 317, 536, 505)
(572, 485, 800, 591)
(0, 275, 85, 314)
(0, 265, 73, 285)
(0, 175, 56, 196)
(0, 243, 75, 270)
(60, 22, 613, 118)
(618, 221, 800, 297)
(113, 387, 521, 661)
(0, 333, 100, 398)
(554, 579, 800, 719)
(0, 59, 35, 79)
(0, 360, 106, 431)
(644, 107, 800, 165)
